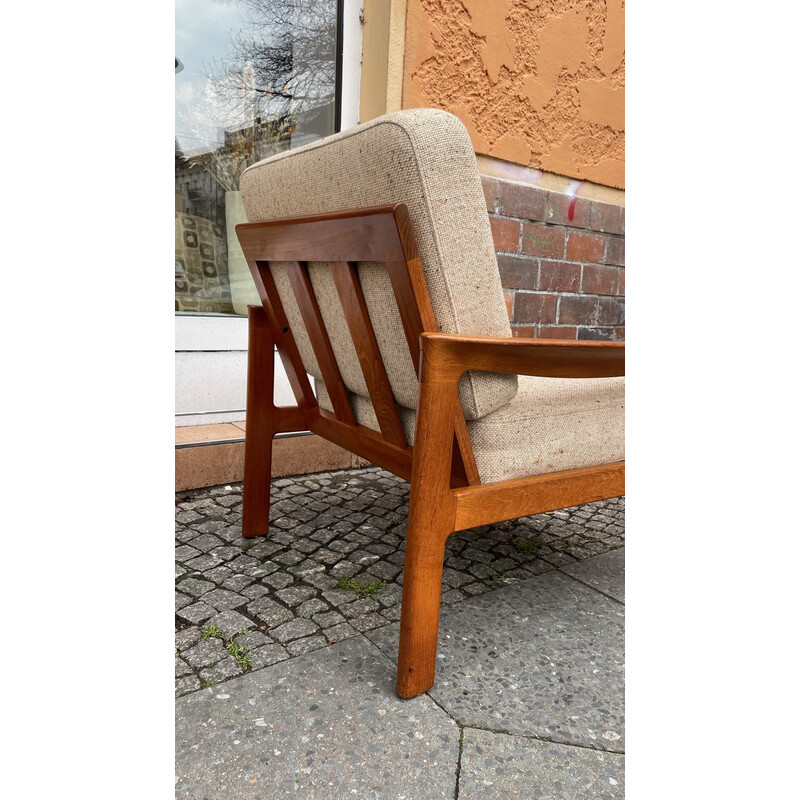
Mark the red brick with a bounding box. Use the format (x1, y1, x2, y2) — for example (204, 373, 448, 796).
(589, 201, 624, 235)
(503, 289, 514, 320)
(578, 327, 620, 341)
(496, 253, 538, 290)
(497, 181, 547, 221)
(538, 325, 578, 340)
(558, 295, 599, 326)
(614, 326, 625, 340)
(514, 292, 557, 324)
(618, 269, 625, 296)
(489, 216, 521, 252)
(521, 223, 565, 258)
(539, 260, 580, 293)
(511, 325, 536, 338)
(566, 231, 606, 264)
(598, 297, 625, 326)
(606, 236, 625, 266)
(582, 265, 619, 296)
(481, 178, 499, 214)
(545, 191, 591, 229)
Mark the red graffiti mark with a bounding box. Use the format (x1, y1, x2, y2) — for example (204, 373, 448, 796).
(568, 181, 585, 221)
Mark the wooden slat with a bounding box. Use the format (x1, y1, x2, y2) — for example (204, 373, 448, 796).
(387, 206, 481, 486)
(330, 260, 407, 448)
(237, 209, 405, 263)
(420, 332, 625, 383)
(284, 261, 356, 426)
(311, 410, 414, 481)
(453, 461, 625, 531)
(249, 268, 316, 410)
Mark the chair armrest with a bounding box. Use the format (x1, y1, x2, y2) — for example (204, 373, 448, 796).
(419, 332, 624, 382)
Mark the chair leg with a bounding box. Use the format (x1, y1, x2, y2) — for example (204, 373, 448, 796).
(242, 305, 275, 539)
(396, 378, 459, 698)
(396, 513, 452, 698)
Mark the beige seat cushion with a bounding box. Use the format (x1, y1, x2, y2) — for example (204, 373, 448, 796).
(240, 108, 516, 420)
(317, 374, 624, 484)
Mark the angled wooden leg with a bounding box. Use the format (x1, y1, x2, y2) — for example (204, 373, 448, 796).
(397, 377, 458, 698)
(242, 305, 275, 539)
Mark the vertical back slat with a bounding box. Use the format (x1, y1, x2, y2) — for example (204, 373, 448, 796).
(330, 260, 407, 449)
(250, 260, 316, 409)
(389, 206, 481, 486)
(284, 260, 356, 426)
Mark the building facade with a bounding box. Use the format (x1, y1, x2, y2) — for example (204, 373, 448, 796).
(175, 0, 625, 488)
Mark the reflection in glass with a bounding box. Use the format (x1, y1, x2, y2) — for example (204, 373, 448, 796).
(175, 0, 339, 315)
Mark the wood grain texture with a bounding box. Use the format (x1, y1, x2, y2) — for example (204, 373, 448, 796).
(420, 332, 625, 383)
(453, 461, 625, 531)
(330, 260, 407, 448)
(284, 260, 356, 426)
(397, 378, 459, 698)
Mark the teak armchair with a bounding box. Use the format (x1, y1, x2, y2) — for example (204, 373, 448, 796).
(235, 110, 624, 699)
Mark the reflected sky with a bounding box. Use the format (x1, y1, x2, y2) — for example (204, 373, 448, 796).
(175, 0, 248, 154)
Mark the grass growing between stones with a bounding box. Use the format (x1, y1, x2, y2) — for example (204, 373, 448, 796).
(201, 624, 224, 641)
(337, 576, 386, 598)
(514, 536, 542, 555)
(226, 641, 253, 671)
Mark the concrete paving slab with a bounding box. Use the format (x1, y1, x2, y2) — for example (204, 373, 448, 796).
(562, 547, 625, 602)
(458, 727, 624, 799)
(367, 570, 624, 750)
(175, 635, 460, 799)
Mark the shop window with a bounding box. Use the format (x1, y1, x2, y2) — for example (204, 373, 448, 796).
(175, 0, 341, 316)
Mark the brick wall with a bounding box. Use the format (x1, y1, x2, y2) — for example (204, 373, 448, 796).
(482, 177, 625, 341)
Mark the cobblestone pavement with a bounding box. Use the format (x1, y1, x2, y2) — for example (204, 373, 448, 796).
(175, 466, 625, 696)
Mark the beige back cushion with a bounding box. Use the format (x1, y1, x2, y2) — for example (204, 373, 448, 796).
(240, 108, 516, 420)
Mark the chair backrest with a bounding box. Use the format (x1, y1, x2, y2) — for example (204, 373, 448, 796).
(239, 109, 516, 423)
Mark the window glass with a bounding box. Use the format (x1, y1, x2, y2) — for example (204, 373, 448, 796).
(175, 0, 339, 315)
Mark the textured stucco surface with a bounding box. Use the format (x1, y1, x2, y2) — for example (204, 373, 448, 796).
(403, 0, 625, 188)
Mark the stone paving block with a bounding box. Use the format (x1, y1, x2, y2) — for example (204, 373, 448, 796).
(184, 553, 224, 572)
(271, 617, 320, 643)
(324, 622, 359, 643)
(222, 574, 255, 593)
(562, 547, 625, 603)
(174, 545, 201, 562)
(458, 728, 624, 799)
(175, 657, 193, 679)
(245, 597, 293, 629)
(183, 638, 228, 670)
(175, 627, 202, 652)
(205, 610, 254, 639)
(177, 601, 216, 625)
(175, 592, 192, 612)
(248, 643, 289, 670)
(199, 655, 243, 684)
(275, 585, 316, 606)
(234, 631, 272, 650)
(189, 533, 226, 553)
(175, 675, 201, 696)
(367, 570, 624, 750)
(202, 589, 248, 612)
(177, 577, 214, 598)
(175, 637, 460, 799)
(285, 634, 328, 656)
(261, 571, 293, 590)
(297, 598, 329, 618)
(241, 583, 269, 601)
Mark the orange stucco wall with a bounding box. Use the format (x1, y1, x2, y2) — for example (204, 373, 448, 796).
(403, 0, 625, 189)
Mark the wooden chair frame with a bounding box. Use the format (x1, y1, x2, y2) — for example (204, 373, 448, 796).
(236, 203, 625, 698)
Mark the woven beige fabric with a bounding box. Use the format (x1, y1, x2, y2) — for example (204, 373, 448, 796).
(316, 374, 624, 484)
(240, 108, 516, 419)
